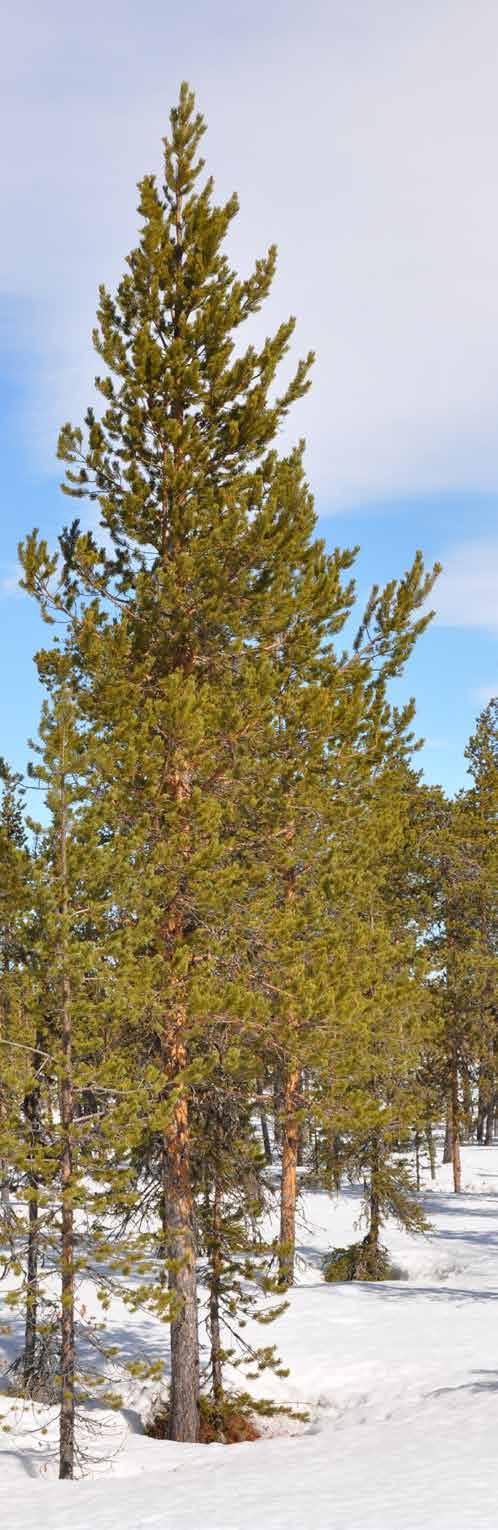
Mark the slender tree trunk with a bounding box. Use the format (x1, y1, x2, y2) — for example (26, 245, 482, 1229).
(450, 1056, 462, 1194)
(0, 1053, 13, 1225)
(160, 756, 200, 1443)
(0, 1173, 11, 1215)
(328, 1132, 343, 1192)
(259, 1100, 272, 1165)
(208, 1149, 223, 1416)
(59, 784, 75, 1481)
(0, 981, 13, 1226)
(370, 1178, 381, 1253)
(209, 1261, 223, 1410)
(414, 1130, 421, 1192)
(273, 1067, 283, 1148)
(485, 1100, 495, 1145)
(59, 1060, 74, 1478)
(162, 1022, 199, 1442)
(278, 1063, 300, 1288)
(23, 1035, 44, 1385)
(364, 1134, 382, 1274)
(461, 1069, 473, 1142)
(477, 1035, 495, 1144)
(24, 1186, 39, 1384)
(296, 1074, 309, 1168)
(426, 1123, 436, 1181)
(278, 863, 300, 1289)
(443, 1105, 453, 1164)
(297, 1116, 309, 1168)
(476, 1091, 485, 1145)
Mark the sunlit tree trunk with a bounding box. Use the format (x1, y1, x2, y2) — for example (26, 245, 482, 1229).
(59, 780, 75, 1481)
(23, 1036, 43, 1387)
(426, 1123, 436, 1181)
(450, 1054, 462, 1194)
(278, 1063, 300, 1288)
(443, 1105, 453, 1164)
(162, 1017, 199, 1442)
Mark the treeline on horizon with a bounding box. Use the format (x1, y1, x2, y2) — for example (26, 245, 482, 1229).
(0, 84, 496, 1479)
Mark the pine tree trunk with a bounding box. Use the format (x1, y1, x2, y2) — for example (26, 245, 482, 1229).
(278, 1064, 300, 1288)
(296, 1075, 309, 1167)
(24, 1157, 40, 1385)
(273, 1067, 283, 1148)
(259, 1102, 272, 1165)
(24, 1186, 39, 1385)
(162, 1024, 199, 1443)
(0, 982, 13, 1226)
(370, 1177, 381, 1253)
(297, 1117, 308, 1168)
(461, 1069, 473, 1141)
(208, 1160, 223, 1414)
(278, 861, 300, 1289)
(426, 1124, 436, 1181)
(364, 1134, 382, 1274)
(160, 754, 200, 1443)
(443, 1106, 453, 1164)
(0, 1082, 12, 1225)
(414, 1130, 421, 1191)
(59, 996, 75, 1475)
(477, 1045, 494, 1143)
(327, 1132, 343, 1192)
(450, 1057, 462, 1194)
(23, 1038, 43, 1385)
(0, 1172, 11, 1216)
(476, 1090, 485, 1144)
(59, 1082, 75, 1478)
(59, 783, 75, 1480)
(485, 1096, 495, 1146)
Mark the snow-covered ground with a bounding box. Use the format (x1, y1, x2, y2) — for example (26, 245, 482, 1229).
(3, 1144, 498, 1528)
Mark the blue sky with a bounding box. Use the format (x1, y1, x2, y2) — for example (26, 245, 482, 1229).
(1, 0, 497, 795)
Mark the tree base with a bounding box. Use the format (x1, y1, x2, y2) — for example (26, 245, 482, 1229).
(323, 1239, 405, 1283)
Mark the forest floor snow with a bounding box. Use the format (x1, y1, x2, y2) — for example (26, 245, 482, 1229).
(2, 1144, 498, 1527)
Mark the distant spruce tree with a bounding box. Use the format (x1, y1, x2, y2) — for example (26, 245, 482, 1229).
(247, 566, 441, 1287)
(466, 699, 498, 1144)
(429, 700, 498, 1186)
(307, 751, 434, 1274)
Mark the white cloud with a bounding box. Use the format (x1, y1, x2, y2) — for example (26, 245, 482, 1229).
(0, 563, 23, 598)
(472, 682, 498, 706)
(434, 538, 498, 630)
(4, 1, 498, 504)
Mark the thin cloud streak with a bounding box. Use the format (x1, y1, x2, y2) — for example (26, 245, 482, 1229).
(434, 538, 498, 631)
(472, 682, 498, 706)
(0, 562, 24, 598)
